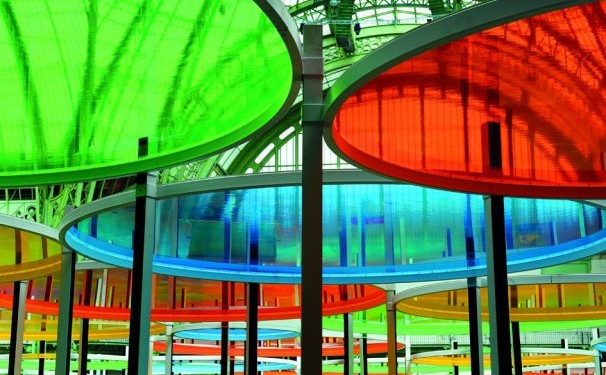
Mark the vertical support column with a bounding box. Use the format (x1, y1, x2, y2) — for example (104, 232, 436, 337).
(485, 193, 512, 375)
(221, 282, 230, 375)
(360, 335, 368, 375)
(593, 329, 602, 375)
(8, 280, 27, 375)
(79, 269, 93, 375)
(405, 335, 412, 375)
(386, 290, 398, 375)
(56, 243, 77, 375)
(39, 237, 53, 375)
(465, 194, 484, 375)
(467, 278, 484, 375)
(511, 284, 522, 375)
(561, 339, 568, 375)
(246, 283, 259, 375)
(165, 325, 173, 375)
(127, 137, 157, 375)
(484, 121, 512, 375)
(452, 341, 459, 375)
(301, 23, 324, 375)
(246, 225, 259, 375)
(343, 311, 354, 375)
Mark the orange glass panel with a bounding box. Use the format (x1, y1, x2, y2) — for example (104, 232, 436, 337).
(332, 3, 606, 197)
(0, 272, 385, 322)
(396, 283, 606, 322)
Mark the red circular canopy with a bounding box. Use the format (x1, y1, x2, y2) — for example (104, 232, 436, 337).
(330, 2, 606, 198)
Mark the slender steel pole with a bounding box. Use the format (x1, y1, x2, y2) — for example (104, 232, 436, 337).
(127, 137, 157, 374)
(79, 269, 93, 375)
(221, 282, 230, 375)
(467, 278, 484, 375)
(343, 312, 354, 375)
(386, 290, 398, 375)
(165, 325, 173, 375)
(56, 243, 76, 375)
(245, 283, 259, 375)
(485, 121, 512, 375)
(301, 23, 324, 375)
(361, 335, 369, 375)
(465, 193, 484, 375)
(246, 225, 259, 375)
(8, 280, 27, 375)
(511, 322, 522, 375)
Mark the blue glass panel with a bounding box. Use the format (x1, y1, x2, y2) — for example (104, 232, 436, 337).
(65, 184, 606, 284)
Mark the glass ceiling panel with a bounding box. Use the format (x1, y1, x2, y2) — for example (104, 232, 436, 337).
(66, 183, 606, 284)
(327, 2, 606, 198)
(0, 0, 294, 186)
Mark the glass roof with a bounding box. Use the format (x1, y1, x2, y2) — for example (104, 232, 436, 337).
(0, 0, 295, 186)
(65, 182, 606, 284)
(326, 2, 606, 198)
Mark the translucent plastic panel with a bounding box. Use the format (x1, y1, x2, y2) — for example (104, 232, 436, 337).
(0, 273, 383, 320)
(331, 3, 606, 197)
(74, 184, 606, 279)
(396, 283, 606, 322)
(0, 226, 60, 281)
(0, 0, 293, 186)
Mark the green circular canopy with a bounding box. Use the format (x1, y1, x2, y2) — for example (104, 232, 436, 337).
(0, 0, 300, 186)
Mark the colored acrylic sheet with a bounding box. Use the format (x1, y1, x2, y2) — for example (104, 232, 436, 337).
(173, 328, 298, 342)
(0, 271, 384, 321)
(0, 219, 61, 282)
(396, 282, 606, 322)
(327, 1, 606, 198)
(66, 182, 606, 283)
(0, 0, 296, 186)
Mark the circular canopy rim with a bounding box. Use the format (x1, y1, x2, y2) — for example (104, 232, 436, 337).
(395, 274, 606, 322)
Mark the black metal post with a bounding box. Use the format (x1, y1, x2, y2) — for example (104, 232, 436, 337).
(79, 269, 93, 375)
(221, 282, 230, 375)
(127, 137, 157, 375)
(386, 290, 398, 375)
(56, 244, 76, 375)
(511, 321, 522, 375)
(343, 310, 354, 375)
(465, 193, 484, 375)
(246, 225, 259, 375)
(301, 23, 323, 375)
(485, 121, 512, 375)
(9, 280, 26, 375)
(362, 336, 369, 375)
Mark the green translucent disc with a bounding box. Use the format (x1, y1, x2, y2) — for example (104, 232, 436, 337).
(0, 0, 294, 186)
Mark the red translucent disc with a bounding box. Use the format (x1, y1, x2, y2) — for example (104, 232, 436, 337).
(332, 3, 606, 198)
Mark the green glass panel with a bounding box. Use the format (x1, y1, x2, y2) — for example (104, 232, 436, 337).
(0, 0, 293, 186)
